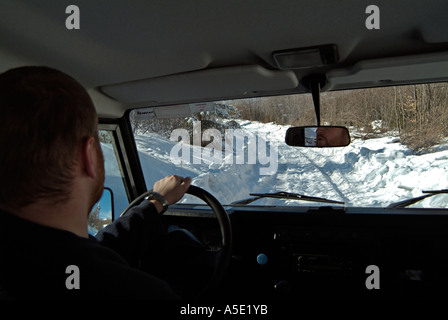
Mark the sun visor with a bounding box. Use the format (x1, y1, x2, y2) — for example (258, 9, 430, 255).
(100, 65, 298, 104)
(327, 52, 448, 88)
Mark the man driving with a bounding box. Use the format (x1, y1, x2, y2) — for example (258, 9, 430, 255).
(0, 66, 191, 299)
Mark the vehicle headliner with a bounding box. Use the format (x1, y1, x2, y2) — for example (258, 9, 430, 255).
(1, 0, 448, 118)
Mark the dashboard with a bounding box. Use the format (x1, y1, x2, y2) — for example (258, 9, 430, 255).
(163, 205, 448, 299)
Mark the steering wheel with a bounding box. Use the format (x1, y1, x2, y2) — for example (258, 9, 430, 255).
(120, 185, 232, 299)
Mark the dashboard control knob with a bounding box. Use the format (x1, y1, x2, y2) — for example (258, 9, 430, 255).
(256, 253, 268, 265)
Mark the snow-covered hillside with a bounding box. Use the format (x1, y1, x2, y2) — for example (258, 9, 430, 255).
(125, 120, 448, 209)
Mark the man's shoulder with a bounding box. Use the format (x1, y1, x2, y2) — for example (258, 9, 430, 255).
(0, 210, 179, 299)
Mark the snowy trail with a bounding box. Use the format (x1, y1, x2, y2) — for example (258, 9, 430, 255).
(105, 121, 448, 210)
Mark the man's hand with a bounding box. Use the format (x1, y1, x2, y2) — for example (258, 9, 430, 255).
(150, 175, 192, 213)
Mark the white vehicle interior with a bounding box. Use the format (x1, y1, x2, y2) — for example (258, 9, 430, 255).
(2, 1, 448, 115)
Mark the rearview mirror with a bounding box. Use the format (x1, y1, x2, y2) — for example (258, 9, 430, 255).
(285, 126, 350, 147)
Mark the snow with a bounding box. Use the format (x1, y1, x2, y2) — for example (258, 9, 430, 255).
(103, 120, 448, 212)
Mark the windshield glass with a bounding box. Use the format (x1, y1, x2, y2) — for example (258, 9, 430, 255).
(130, 83, 448, 208)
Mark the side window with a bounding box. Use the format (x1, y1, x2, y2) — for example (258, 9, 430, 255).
(88, 129, 129, 235)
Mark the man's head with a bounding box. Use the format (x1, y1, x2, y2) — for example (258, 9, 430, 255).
(316, 127, 350, 147)
(0, 66, 104, 213)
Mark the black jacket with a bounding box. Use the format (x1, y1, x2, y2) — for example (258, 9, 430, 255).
(0, 200, 180, 299)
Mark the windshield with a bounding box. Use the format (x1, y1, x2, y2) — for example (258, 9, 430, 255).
(130, 83, 448, 209)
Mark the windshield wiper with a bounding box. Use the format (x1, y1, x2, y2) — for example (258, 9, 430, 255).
(387, 189, 448, 208)
(231, 191, 345, 206)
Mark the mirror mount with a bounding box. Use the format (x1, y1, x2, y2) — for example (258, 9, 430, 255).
(289, 75, 350, 148)
(301, 74, 327, 126)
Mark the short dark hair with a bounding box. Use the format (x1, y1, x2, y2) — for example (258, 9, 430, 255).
(0, 66, 98, 209)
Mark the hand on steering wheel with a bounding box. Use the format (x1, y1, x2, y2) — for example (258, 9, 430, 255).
(120, 184, 232, 299)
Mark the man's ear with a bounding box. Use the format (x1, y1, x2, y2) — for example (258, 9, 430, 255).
(80, 137, 97, 179)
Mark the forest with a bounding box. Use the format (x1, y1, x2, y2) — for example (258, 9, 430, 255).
(235, 82, 448, 152)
